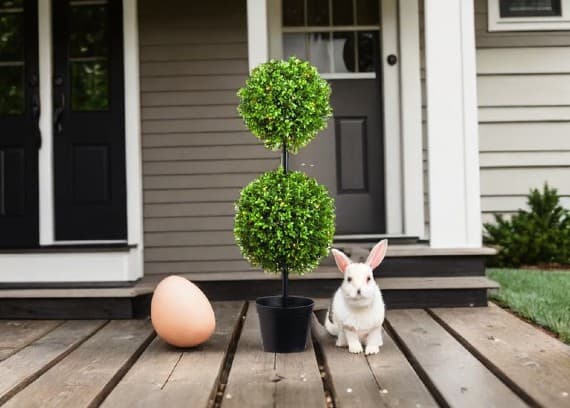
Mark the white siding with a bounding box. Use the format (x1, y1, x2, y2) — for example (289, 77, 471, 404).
(475, 0, 570, 223)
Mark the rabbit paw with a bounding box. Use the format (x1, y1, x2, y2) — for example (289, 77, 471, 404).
(365, 345, 380, 355)
(348, 342, 363, 354)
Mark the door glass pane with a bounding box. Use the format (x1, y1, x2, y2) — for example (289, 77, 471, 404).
(307, 0, 329, 25)
(332, 32, 355, 72)
(71, 61, 109, 111)
(0, 13, 23, 59)
(283, 33, 307, 60)
(0, 65, 24, 114)
(357, 31, 377, 72)
(500, 0, 561, 17)
(356, 0, 379, 25)
(0, 1, 24, 115)
(69, 2, 109, 111)
(308, 32, 331, 72)
(283, 0, 304, 26)
(332, 0, 354, 25)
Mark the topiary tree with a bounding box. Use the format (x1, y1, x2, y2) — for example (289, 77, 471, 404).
(234, 57, 335, 305)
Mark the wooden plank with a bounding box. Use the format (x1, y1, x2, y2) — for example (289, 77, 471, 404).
(0, 320, 105, 405)
(479, 106, 570, 123)
(141, 105, 240, 120)
(143, 173, 261, 191)
(140, 75, 246, 92)
(141, 60, 248, 77)
(144, 188, 242, 204)
(478, 75, 570, 107)
(141, 90, 239, 107)
(477, 47, 570, 75)
(0, 321, 61, 361)
(479, 123, 570, 152)
(481, 168, 570, 195)
(142, 118, 246, 134)
(144, 202, 235, 218)
(480, 151, 570, 168)
(3, 320, 155, 408)
(312, 314, 438, 408)
(222, 303, 325, 407)
(142, 145, 273, 162)
(431, 303, 570, 408)
(140, 43, 247, 62)
(386, 309, 527, 408)
(101, 302, 244, 407)
(142, 132, 254, 148)
(143, 216, 235, 232)
(143, 159, 278, 176)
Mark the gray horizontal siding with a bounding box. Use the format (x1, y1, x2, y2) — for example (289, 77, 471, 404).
(140, 0, 278, 275)
(474, 0, 570, 223)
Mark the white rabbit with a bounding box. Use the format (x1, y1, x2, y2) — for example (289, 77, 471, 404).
(325, 240, 387, 355)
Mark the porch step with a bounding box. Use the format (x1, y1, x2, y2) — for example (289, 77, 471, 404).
(0, 276, 498, 319)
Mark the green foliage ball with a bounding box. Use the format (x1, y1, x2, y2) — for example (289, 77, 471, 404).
(234, 168, 335, 275)
(237, 57, 332, 153)
(484, 183, 570, 267)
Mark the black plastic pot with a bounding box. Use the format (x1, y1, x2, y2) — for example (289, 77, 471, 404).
(256, 296, 314, 353)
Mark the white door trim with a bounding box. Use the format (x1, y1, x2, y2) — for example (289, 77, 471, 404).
(398, 0, 425, 239)
(10, 0, 144, 283)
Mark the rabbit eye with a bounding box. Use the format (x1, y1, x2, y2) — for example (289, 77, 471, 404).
(347, 277, 352, 282)
(367, 276, 372, 282)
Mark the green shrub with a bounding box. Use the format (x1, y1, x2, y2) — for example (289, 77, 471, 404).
(237, 57, 332, 153)
(234, 168, 335, 275)
(484, 184, 570, 267)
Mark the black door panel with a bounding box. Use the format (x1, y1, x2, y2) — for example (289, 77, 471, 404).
(0, 0, 39, 248)
(53, 0, 126, 240)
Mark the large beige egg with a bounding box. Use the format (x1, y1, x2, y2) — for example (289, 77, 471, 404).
(151, 276, 215, 347)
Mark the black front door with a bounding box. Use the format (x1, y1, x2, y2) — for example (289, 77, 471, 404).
(0, 0, 39, 248)
(53, 0, 126, 240)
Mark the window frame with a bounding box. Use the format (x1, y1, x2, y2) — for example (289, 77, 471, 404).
(488, 0, 570, 31)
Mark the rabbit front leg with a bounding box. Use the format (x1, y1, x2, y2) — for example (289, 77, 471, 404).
(336, 330, 348, 347)
(344, 328, 363, 354)
(364, 325, 383, 355)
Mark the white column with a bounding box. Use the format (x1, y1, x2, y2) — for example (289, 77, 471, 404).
(247, 0, 269, 71)
(424, 0, 482, 248)
(398, 0, 425, 239)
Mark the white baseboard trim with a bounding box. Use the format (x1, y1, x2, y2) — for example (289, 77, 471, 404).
(0, 248, 143, 283)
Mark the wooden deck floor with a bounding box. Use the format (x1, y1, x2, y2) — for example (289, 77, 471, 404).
(0, 302, 568, 408)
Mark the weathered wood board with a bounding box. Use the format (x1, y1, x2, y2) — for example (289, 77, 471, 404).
(101, 302, 244, 407)
(0, 320, 62, 361)
(431, 303, 570, 408)
(3, 320, 154, 408)
(222, 303, 325, 408)
(0, 320, 105, 405)
(386, 309, 528, 408)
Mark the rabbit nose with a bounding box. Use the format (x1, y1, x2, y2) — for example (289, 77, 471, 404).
(357, 289, 361, 296)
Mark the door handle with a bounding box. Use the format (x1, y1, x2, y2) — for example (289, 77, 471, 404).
(53, 92, 65, 135)
(32, 93, 42, 149)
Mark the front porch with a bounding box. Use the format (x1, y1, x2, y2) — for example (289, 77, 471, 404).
(0, 301, 568, 407)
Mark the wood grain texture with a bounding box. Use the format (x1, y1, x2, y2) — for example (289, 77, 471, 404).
(312, 314, 438, 408)
(0, 320, 106, 405)
(3, 320, 155, 408)
(386, 309, 527, 408)
(102, 302, 244, 407)
(0, 320, 62, 361)
(222, 303, 325, 408)
(431, 303, 570, 408)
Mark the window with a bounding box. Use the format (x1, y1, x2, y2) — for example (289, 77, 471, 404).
(280, 0, 380, 78)
(488, 0, 570, 30)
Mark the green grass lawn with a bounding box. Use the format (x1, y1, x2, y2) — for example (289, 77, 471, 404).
(486, 268, 570, 344)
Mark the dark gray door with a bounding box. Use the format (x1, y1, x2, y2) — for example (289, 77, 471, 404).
(52, 0, 126, 240)
(291, 78, 385, 235)
(0, 0, 39, 248)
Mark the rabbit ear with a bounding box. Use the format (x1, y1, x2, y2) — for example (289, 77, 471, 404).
(365, 240, 388, 270)
(331, 248, 352, 274)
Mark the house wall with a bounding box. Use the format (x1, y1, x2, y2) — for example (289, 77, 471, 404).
(139, 0, 278, 275)
(475, 0, 570, 223)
